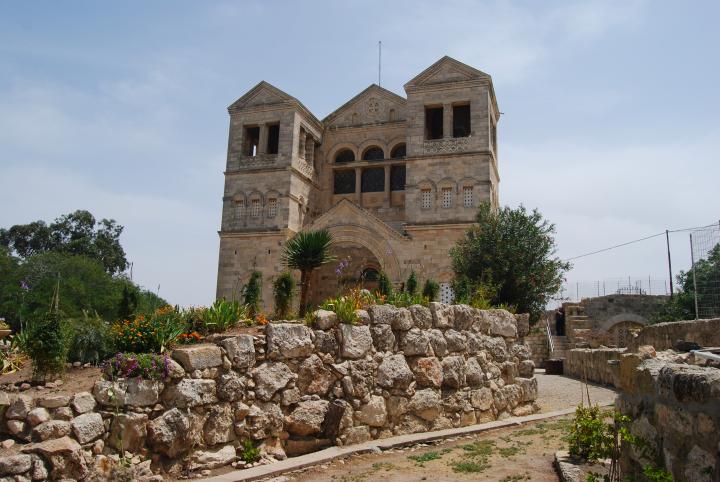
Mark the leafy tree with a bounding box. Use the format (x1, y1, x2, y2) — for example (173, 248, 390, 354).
(118, 283, 139, 320)
(422, 278, 440, 301)
(272, 272, 296, 319)
(652, 243, 720, 322)
(0, 210, 128, 274)
(451, 202, 570, 323)
(23, 285, 72, 381)
(377, 270, 392, 297)
(282, 229, 335, 316)
(243, 271, 263, 317)
(406, 270, 418, 295)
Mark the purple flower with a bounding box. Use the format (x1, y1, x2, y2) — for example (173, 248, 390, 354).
(20, 280, 29, 291)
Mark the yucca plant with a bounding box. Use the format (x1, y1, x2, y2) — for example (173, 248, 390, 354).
(204, 299, 247, 333)
(282, 229, 335, 316)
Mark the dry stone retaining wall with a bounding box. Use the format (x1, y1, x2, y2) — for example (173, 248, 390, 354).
(564, 348, 625, 386)
(627, 317, 720, 352)
(0, 303, 537, 481)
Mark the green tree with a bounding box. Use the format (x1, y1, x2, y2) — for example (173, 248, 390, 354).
(117, 283, 138, 320)
(243, 271, 263, 317)
(377, 270, 392, 297)
(652, 243, 720, 322)
(451, 202, 570, 323)
(0, 210, 128, 274)
(422, 278, 440, 301)
(282, 229, 335, 316)
(272, 272, 296, 319)
(406, 270, 418, 295)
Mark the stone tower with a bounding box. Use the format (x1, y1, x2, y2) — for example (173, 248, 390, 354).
(217, 57, 500, 310)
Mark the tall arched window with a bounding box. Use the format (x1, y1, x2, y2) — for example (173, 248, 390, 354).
(335, 149, 355, 164)
(390, 144, 406, 159)
(362, 146, 384, 161)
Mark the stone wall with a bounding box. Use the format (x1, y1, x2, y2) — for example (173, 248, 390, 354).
(525, 331, 548, 367)
(616, 354, 720, 481)
(564, 348, 625, 386)
(627, 317, 720, 352)
(0, 304, 537, 481)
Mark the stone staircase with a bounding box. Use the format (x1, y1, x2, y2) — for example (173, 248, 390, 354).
(550, 335, 569, 359)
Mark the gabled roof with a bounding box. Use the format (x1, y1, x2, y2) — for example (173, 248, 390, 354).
(404, 56, 499, 117)
(404, 56, 491, 90)
(308, 198, 408, 241)
(322, 84, 407, 125)
(228, 81, 322, 129)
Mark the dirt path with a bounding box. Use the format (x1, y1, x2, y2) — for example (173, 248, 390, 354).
(273, 374, 617, 482)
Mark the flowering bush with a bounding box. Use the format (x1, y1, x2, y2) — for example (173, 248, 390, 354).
(102, 352, 170, 380)
(177, 331, 203, 344)
(111, 305, 187, 353)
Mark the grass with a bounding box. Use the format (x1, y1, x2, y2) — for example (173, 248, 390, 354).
(450, 460, 491, 473)
(499, 474, 531, 481)
(371, 462, 396, 471)
(407, 451, 442, 465)
(460, 440, 495, 457)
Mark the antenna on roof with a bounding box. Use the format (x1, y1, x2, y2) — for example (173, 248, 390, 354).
(378, 41, 382, 87)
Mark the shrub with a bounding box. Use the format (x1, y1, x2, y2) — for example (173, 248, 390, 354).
(406, 270, 418, 295)
(68, 311, 116, 365)
(240, 439, 260, 463)
(24, 308, 72, 381)
(422, 279, 439, 301)
(272, 272, 295, 319)
(102, 352, 170, 380)
(243, 271, 262, 317)
(203, 299, 246, 333)
(320, 295, 359, 324)
(377, 270, 392, 297)
(112, 305, 187, 353)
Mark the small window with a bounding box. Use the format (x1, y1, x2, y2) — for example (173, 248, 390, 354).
(425, 106, 443, 140)
(421, 189, 432, 209)
(267, 124, 280, 154)
(390, 144, 406, 159)
(267, 198, 277, 218)
(250, 199, 261, 218)
(333, 170, 356, 194)
(361, 268, 379, 281)
(441, 187, 453, 208)
(235, 199, 245, 219)
(440, 282, 455, 304)
(244, 126, 260, 156)
(361, 167, 384, 192)
(335, 149, 355, 164)
(390, 165, 405, 191)
(463, 186, 473, 207)
(363, 146, 385, 161)
(453, 104, 471, 138)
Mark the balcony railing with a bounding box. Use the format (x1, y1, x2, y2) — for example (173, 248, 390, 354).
(423, 136, 471, 155)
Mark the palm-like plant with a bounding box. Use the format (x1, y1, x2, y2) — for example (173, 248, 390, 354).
(282, 229, 335, 316)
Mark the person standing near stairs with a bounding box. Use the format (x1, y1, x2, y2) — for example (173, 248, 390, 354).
(555, 306, 566, 337)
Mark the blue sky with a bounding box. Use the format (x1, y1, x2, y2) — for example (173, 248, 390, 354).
(1, 1, 719, 306)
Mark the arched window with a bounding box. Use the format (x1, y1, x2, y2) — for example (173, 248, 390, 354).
(361, 268, 379, 281)
(335, 149, 355, 164)
(362, 146, 384, 161)
(390, 144, 406, 159)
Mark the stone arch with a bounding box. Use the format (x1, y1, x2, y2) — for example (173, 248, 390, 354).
(329, 143, 358, 163)
(358, 139, 388, 159)
(327, 226, 402, 280)
(599, 313, 649, 332)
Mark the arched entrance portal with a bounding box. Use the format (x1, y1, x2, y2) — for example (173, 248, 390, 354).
(310, 243, 382, 305)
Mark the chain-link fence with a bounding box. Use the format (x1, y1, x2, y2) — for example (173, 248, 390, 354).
(689, 223, 720, 319)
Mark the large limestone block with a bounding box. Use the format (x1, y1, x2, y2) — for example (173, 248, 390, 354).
(429, 302, 454, 329)
(38, 394, 70, 409)
(377, 354, 414, 389)
(409, 389, 441, 421)
(246, 402, 284, 439)
(187, 445, 237, 471)
(367, 304, 396, 324)
(371, 324, 396, 352)
(391, 308, 414, 331)
(20, 436, 87, 481)
(516, 377, 538, 403)
(0, 454, 32, 475)
(314, 309, 338, 330)
(266, 323, 314, 360)
(109, 412, 148, 452)
(400, 328, 431, 356)
(427, 329, 448, 357)
(217, 371, 245, 402)
(6, 395, 34, 420)
(71, 412, 104, 444)
(409, 304, 433, 329)
(203, 403, 236, 446)
(483, 336, 508, 362)
(94, 379, 163, 407)
(411, 357, 443, 388)
(220, 335, 256, 371)
(442, 356, 467, 388)
(33, 420, 72, 441)
(162, 379, 217, 408)
(172, 344, 223, 371)
(298, 354, 335, 395)
(147, 408, 192, 457)
(339, 324, 373, 359)
(355, 395, 387, 427)
(445, 329, 467, 352)
(470, 387, 493, 410)
(453, 304, 477, 331)
(514, 313, 530, 338)
(285, 400, 329, 436)
(314, 329, 339, 354)
(487, 309, 518, 338)
(252, 362, 294, 401)
(465, 357, 485, 386)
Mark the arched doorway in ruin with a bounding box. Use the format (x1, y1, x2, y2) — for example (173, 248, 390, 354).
(607, 320, 645, 347)
(309, 243, 382, 305)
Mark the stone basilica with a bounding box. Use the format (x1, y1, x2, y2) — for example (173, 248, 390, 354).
(216, 56, 500, 309)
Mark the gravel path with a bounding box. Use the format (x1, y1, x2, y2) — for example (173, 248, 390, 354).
(535, 370, 617, 412)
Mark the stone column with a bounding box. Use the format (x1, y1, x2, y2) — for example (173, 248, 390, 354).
(306, 138, 315, 165)
(258, 125, 268, 155)
(355, 167, 362, 205)
(298, 130, 306, 158)
(384, 165, 391, 208)
(443, 103, 453, 139)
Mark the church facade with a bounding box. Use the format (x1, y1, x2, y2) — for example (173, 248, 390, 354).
(216, 56, 500, 310)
